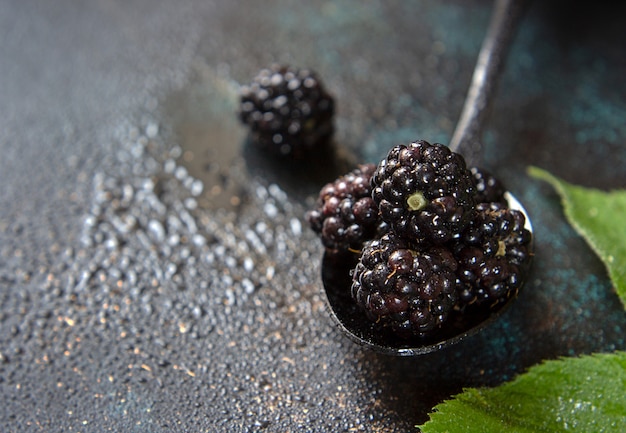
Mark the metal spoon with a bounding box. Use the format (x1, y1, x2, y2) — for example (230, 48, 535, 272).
(322, 0, 533, 356)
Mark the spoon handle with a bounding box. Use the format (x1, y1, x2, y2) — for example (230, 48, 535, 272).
(449, 0, 530, 166)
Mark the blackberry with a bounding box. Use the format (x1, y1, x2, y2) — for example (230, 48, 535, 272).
(351, 233, 459, 338)
(471, 166, 506, 205)
(239, 64, 335, 157)
(454, 202, 532, 307)
(306, 164, 383, 255)
(372, 140, 475, 245)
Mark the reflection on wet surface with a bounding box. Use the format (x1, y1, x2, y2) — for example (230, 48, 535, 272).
(164, 64, 248, 212)
(165, 62, 360, 211)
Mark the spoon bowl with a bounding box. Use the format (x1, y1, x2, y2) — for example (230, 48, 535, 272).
(321, 191, 533, 356)
(320, 0, 532, 356)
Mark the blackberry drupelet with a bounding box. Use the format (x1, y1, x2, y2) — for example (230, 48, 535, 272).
(306, 164, 383, 255)
(454, 202, 532, 307)
(351, 233, 459, 338)
(239, 64, 335, 157)
(372, 140, 476, 245)
(471, 166, 506, 205)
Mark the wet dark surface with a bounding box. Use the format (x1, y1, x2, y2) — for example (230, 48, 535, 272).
(1, 1, 626, 431)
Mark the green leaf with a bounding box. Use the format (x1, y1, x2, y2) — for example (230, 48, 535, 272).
(528, 166, 626, 308)
(419, 352, 626, 433)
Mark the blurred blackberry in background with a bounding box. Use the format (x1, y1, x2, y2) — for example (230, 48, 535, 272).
(239, 64, 335, 157)
(306, 164, 384, 256)
(372, 140, 475, 245)
(454, 202, 532, 307)
(351, 233, 459, 338)
(471, 166, 507, 205)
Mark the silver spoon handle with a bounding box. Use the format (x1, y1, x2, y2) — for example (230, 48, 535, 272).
(449, 0, 529, 166)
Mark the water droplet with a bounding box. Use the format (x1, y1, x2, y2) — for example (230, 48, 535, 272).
(290, 218, 302, 236)
(146, 122, 159, 138)
(243, 257, 254, 272)
(147, 220, 165, 242)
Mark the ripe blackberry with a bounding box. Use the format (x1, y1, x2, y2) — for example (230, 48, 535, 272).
(372, 140, 475, 245)
(239, 64, 335, 157)
(454, 202, 532, 307)
(306, 164, 383, 255)
(471, 166, 506, 205)
(351, 233, 459, 338)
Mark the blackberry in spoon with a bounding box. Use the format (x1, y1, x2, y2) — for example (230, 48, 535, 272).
(309, 0, 534, 356)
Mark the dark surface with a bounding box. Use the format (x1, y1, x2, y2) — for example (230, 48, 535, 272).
(1, 1, 626, 431)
